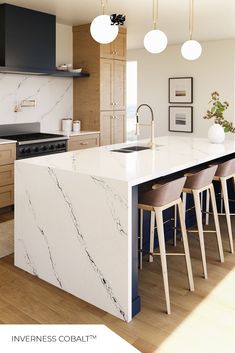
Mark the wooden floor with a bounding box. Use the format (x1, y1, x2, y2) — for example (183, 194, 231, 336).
(0, 210, 234, 353)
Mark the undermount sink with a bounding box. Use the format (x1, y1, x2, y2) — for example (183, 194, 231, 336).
(111, 145, 150, 153)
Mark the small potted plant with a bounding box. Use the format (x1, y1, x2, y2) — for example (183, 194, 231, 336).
(204, 91, 235, 143)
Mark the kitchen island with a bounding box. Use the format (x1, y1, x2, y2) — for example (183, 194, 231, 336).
(14, 136, 235, 322)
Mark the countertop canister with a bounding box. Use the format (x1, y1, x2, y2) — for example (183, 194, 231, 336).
(62, 118, 73, 133)
(73, 120, 81, 132)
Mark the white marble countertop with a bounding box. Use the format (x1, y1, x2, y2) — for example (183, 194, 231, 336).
(16, 136, 235, 186)
(0, 138, 17, 145)
(43, 130, 100, 137)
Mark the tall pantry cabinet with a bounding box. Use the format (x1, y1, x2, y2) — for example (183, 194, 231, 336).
(73, 24, 126, 145)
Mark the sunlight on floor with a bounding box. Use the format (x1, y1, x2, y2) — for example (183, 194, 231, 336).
(155, 267, 235, 353)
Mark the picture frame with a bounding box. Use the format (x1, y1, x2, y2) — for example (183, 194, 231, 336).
(169, 77, 193, 103)
(168, 106, 193, 133)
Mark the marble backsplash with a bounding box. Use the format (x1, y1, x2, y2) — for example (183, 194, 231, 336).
(0, 73, 73, 131)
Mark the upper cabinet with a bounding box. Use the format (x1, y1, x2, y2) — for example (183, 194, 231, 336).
(73, 24, 127, 146)
(100, 28, 126, 60)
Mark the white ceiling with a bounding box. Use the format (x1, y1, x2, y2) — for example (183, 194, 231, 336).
(3, 0, 235, 49)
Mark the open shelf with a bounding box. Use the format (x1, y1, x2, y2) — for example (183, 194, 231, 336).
(0, 66, 90, 77)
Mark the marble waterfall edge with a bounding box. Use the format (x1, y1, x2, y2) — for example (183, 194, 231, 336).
(14, 161, 131, 321)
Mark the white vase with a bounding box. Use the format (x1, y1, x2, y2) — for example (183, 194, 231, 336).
(208, 123, 225, 144)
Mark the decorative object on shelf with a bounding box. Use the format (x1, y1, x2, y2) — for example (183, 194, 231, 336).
(204, 91, 235, 143)
(144, 0, 168, 54)
(56, 64, 72, 71)
(68, 68, 82, 73)
(169, 106, 193, 133)
(110, 14, 126, 26)
(169, 77, 193, 104)
(181, 0, 202, 60)
(90, 0, 119, 44)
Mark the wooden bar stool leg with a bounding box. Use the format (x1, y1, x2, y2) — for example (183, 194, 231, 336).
(177, 200, 194, 291)
(139, 209, 143, 269)
(173, 205, 177, 247)
(220, 178, 234, 253)
(193, 190, 208, 279)
(205, 189, 210, 225)
(209, 184, 225, 262)
(149, 211, 155, 262)
(155, 208, 171, 315)
(182, 192, 187, 219)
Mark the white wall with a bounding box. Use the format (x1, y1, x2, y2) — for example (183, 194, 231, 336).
(56, 23, 73, 67)
(128, 39, 235, 138)
(0, 23, 73, 132)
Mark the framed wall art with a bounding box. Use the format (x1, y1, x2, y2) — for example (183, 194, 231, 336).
(169, 77, 193, 103)
(169, 106, 193, 133)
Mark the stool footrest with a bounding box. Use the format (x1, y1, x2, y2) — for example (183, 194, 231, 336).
(151, 252, 186, 256)
(188, 229, 216, 233)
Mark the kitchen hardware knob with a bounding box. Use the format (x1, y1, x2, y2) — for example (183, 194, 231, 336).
(114, 102, 118, 106)
(80, 142, 88, 145)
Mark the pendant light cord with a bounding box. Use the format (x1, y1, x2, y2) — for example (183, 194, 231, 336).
(101, 0, 107, 15)
(153, 0, 158, 30)
(189, 0, 194, 40)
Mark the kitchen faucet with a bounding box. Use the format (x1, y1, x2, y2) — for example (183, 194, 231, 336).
(135, 103, 156, 149)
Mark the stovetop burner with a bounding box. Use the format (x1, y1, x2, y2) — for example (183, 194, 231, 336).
(2, 132, 65, 142)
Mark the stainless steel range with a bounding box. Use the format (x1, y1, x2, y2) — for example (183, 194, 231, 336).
(0, 123, 68, 159)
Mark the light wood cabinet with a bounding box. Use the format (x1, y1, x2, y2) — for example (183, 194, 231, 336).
(100, 111, 125, 146)
(0, 144, 16, 166)
(0, 143, 16, 208)
(100, 29, 126, 60)
(67, 133, 100, 151)
(100, 59, 125, 111)
(0, 185, 14, 208)
(0, 164, 14, 187)
(73, 24, 126, 146)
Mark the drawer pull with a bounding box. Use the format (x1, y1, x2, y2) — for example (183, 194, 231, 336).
(80, 142, 89, 145)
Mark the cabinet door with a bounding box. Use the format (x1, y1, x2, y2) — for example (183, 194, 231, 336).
(100, 59, 114, 111)
(100, 112, 114, 146)
(0, 184, 14, 208)
(0, 143, 16, 166)
(113, 60, 126, 111)
(100, 28, 126, 60)
(113, 111, 126, 144)
(112, 30, 126, 60)
(100, 42, 113, 59)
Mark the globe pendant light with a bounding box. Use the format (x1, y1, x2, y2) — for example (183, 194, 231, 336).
(90, 0, 118, 44)
(181, 0, 202, 60)
(144, 0, 168, 54)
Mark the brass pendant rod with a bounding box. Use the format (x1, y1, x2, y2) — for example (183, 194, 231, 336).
(101, 0, 107, 15)
(153, 0, 158, 30)
(189, 0, 194, 40)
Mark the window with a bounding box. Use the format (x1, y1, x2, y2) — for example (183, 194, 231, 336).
(126, 61, 137, 141)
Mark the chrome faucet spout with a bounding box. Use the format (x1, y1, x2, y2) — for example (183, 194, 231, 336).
(135, 104, 156, 149)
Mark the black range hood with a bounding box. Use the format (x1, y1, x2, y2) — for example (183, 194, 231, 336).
(0, 3, 56, 74)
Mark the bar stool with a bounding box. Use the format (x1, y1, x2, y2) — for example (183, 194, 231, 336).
(138, 176, 194, 314)
(206, 159, 235, 253)
(183, 165, 224, 280)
